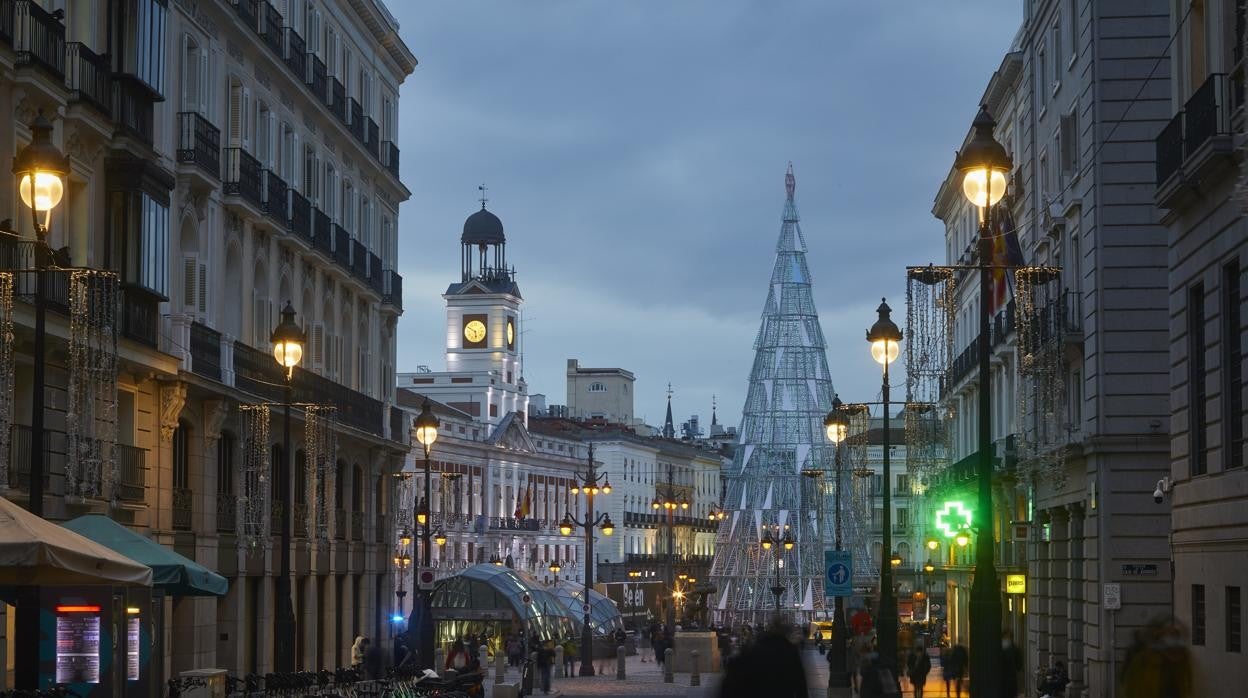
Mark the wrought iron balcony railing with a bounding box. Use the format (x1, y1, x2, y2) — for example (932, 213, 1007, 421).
(329, 78, 346, 121)
(287, 189, 311, 240)
(312, 208, 333, 255)
(120, 284, 160, 347)
(333, 224, 350, 268)
(217, 493, 236, 533)
(66, 42, 111, 116)
(1155, 111, 1183, 185)
(232, 0, 258, 30)
(284, 28, 305, 85)
(348, 99, 364, 141)
(262, 170, 288, 222)
(351, 239, 368, 280)
(8, 424, 51, 491)
(112, 75, 156, 145)
(13, 0, 65, 78)
(382, 141, 400, 178)
(190, 321, 222, 381)
(260, 1, 282, 56)
(177, 111, 221, 179)
(306, 53, 327, 103)
(223, 147, 263, 209)
(173, 486, 193, 531)
(382, 269, 403, 310)
(116, 444, 146, 502)
(1184, 73, 1232, 158)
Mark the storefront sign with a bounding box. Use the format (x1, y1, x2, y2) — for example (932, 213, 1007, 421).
(55, 605, 102, 684)
(934, 501, 973, 538)
(1005, 574, 1026, 594)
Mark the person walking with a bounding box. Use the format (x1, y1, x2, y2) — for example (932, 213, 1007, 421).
(943, 644, 968, 698)
(446, 639, 471, 671)
(906, 643, 931, 698)
(536, 639, 556, 694)
(562, 637, 577, 677)
(351, 636, 367, 669)
(859, 650, 901, 698)
(1000, 631, 1023, 698)
(1120, 617, 1195, 698)
(719, 618, 808, 698)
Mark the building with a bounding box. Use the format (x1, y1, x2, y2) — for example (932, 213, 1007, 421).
(931, 2, 1174, 695)
(0, 0, 415, 687)
(397, 201, 526, 425)
(1154, 0, 1246, 685)
(565, 359, 635, 425)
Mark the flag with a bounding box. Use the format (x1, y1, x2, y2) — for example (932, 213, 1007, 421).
(514, 483, 532, 519)
(987, 202, 1026, 316)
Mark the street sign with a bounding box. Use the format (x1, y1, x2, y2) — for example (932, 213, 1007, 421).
(1121, 563, 1158, 577)
(417, 569, 436, 590)
(1103, 583, 1122, 610)
(521, 594, 532, 605)
(824, 550, 852, 597)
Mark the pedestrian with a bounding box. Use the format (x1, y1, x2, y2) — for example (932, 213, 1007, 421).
(943, 644, 968, 698)
(536, 639, 555, 694)
(1120, 617, 1195, 698)
(653, 627, 665, 666)
(906, 642, 931, 698)
(719, 617, 808, 698)
(506, 634, 522, 667)
(563, 637, 578, 676)
(393, 636, 409, 669)
(1000, 631, 1023, 698)
(351, 636, 367, 669)
(446, 639, 471, 671)
(859, 650, 901, 698)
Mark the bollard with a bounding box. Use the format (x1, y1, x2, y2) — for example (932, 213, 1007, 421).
(434, 647, 445, 674)
(616, 645, 626, 680)
(555, 645, 564, 678)
(690, 649, 700, 687)
(663, 647, 674, 683)
(479, 645, 489, 676)
(495, 650, 506, 684)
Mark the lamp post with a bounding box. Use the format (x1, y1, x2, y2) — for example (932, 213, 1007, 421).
(759, 525, 795, 613)
(954, 106, 1010, 696)
(10, 111, 69, 692)
(559, 443, 614, 677)
(395, 549, 412, 622)
(411, 400, 440, 668)
(651, 463, 688, 634)
(822, 396, 852, 687)
(866, 299, 902, 670)
(271, 301, 306, 673)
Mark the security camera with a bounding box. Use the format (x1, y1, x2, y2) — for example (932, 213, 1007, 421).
(1153, 477, 1171, 504)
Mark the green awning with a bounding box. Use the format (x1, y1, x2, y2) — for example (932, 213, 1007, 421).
(61, 515, 228, 597)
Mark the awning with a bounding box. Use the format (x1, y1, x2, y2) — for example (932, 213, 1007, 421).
(61, 515, 227, 596)
(0, 498, 152, 587)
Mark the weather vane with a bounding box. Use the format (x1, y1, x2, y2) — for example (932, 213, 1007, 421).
(478, 183, 488, 209)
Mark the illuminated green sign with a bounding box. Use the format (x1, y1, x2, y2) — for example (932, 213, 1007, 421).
(934, 501, 973, 538)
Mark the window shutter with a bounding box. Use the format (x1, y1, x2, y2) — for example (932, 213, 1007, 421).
(310, 323, 324, 370)
(241, 87, 252, 149)
(267, 112, 276, 167)
(253, 298, 271, 349)
(291, 133, 300, 191)
(200, 47, 210, 114)
(181, 35, 193, 112)
(198, 263, 208, 314)
(183, 257, 197, 312)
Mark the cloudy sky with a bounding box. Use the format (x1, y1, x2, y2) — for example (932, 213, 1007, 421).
(388, 1, 1021, 430)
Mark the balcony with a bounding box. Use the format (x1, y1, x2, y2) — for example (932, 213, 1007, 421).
(65, 42, 111, 116)
(112, 75, 156, 145)
(368, 253, 384, 294)
(115, 444, 146, 502)
(351, 239, 368, 280)
(389, 407, 406, 445)
(120, 284, 160, 347)
(381, 141, 400, 178)
(292, 502, 307, 537)
(329, 78, 346, 122)
(287, 189, 311, 241)
(260, 2, 283, 56)
(223, 147, 264, 211)
(334, 509, 345, 540)
(1019, 290, 1082, 356)
(189, 321, 222, 381)
(13, 0, 65, 79)
(284, 28, 305, 86)
(306, 54, 327, 104)
(489, 517, 541, 532)
(348, 99, 364, 141)
(173, 486, 193, 531)
(8, 424, 51, 491)
(176, 112, 221, 182)
(231, 0, 258, 30)
(232, 340, 388, 438)
(271, 500, 283, 536)
(382, 269, 403, 310)
(366, 118, 379, 159)
(351, 511, 364, 541)
(312, 208, 333, 255)
(217, 493, 236, 533)
(333, 224, 350, 268)
(1156, 73, 1241, 209)
(262, 170, 288, 224)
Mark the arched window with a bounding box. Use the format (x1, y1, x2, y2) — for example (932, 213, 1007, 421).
(588, 382, 606, 393)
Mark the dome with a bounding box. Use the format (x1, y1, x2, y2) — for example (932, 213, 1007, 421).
(462, 206, 505, 245)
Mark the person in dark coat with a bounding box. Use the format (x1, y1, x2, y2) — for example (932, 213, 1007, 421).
(719, 619, 808, 698)
(536, 639, 555, 694)
(943, 644, 968, 698)
(1000, 631, 1023, 698)
(906, 643, 932, 698)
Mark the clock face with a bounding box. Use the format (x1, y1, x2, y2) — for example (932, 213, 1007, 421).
(506, 320, 515, 348)
(464, 320, 487, 344)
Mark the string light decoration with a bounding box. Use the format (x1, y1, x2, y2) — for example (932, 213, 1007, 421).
(841, 403, 877, 588)
(65, 270, 119, 499)
(905, 266, 958, 496)
(238, 404, 272, 552)
(0, 273, 12, 491)
(304, 405, 337, 547)
(1014, 266, 1068, 487)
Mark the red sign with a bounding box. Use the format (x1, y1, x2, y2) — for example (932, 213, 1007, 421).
(850, 610, 873, 635)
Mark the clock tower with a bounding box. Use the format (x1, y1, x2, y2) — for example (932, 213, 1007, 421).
(399, 193, 527, 425)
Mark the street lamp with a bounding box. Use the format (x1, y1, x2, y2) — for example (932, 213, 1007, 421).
(866, 299, 902, 671)
(270, 301, 305, 673)
(890, 553, 903, 568)
(760, 525, 795, 612)
(9, 113, 69, 691)
(559, 443, 613, 676)
(954, 106, 1012, 696)
(411, 399, 440, 669)
(822, 396, 854, 688)
(653, 464, 688, 634)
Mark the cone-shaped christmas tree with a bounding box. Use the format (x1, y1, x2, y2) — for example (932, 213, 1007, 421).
(709, 165, 837, 625)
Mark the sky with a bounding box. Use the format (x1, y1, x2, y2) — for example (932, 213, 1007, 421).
(388, 1, 1021, 431)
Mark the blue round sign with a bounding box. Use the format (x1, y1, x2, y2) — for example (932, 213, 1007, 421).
(827, 563, 850, 586)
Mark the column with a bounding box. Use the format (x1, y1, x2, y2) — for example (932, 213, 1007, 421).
(1065, 504, 1087, 698)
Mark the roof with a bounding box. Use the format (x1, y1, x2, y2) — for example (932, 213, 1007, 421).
(395, 389, 473, 420)
(551, 581, 624, 636)
(0, 497, 152, 586)
(462, 207, 505, 245)
(431, 564, 578, 642)
(61, 515, 227, 596)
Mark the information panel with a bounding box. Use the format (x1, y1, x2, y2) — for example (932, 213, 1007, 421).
(127, 616, 141, 681)
(55, 606, 102, 684)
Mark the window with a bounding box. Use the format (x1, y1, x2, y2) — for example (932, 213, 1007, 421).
(1039, 151, 1050, 200)
(323, 164, 336, 218)
(1230, 586, 1243, 652)
(256, 102, 272, 166)
(1067, 0, 1078, 61)
(107, 188, 170, 297)
(279, 123, 295, 182)
(118, 0, 167, 95)
(173, 423, 190, 490)
(304, 145, 318, 203)
(588, 382, 607, 393)
(181, 35, 206, 113)
(1190, 283, 1208, 475)
(1050, 18, 1061, 87)
(1060, 111, 1079, 174)
(896, 474, 910, 494)
(227, 77, 249, 148)
(1193, 584, 1206, 645)
(342, 180, 354, 229)
(218, 433, 236, 496)
(1037, 43, 1047, 108)
(1224, 261, 1243, 469)
(895, 508, 909, 529)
